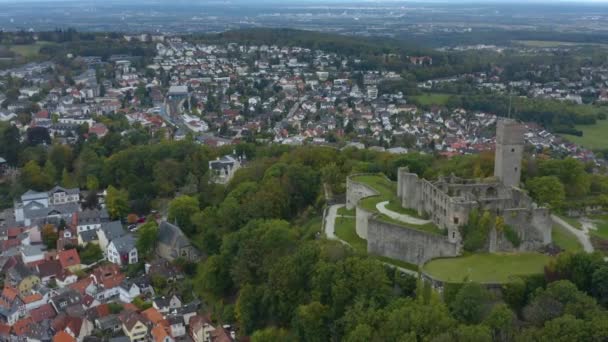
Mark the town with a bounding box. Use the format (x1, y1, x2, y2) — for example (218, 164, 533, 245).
(1, 28, 608, 342)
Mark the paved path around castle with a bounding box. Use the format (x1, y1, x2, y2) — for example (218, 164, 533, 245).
(376, 201, 432, 226)
(324, 203, 418, 276)
(551, 214, 594, 253)
(324, 203, 344, 240)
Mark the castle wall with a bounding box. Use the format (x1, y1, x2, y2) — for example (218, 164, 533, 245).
(346, 175, 379, 210)
(397, 168, 420, 210)
(367, 218, 460, 265)
(355, 205, 373, 239)
(503, 208, 551, 250)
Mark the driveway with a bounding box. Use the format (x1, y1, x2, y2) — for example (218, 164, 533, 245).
(552, 214, 594, 253)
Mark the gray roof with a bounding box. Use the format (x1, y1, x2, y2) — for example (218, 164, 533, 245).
(0, 157, 6, 163)
(78, 208, 109, 225)
(158, 221, 192, 250)
(48, 185, 80, 196)
(79, 229, 99, 243)
(21, 190, 47, 202)
(110, 234, 136, 253)
(21, 244, 46, 257)
(23, 202, 79, 221)
(100, 221, 126, 241)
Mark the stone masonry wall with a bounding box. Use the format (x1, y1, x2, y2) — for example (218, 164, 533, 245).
(346, 175, 380, 210)
(355, 205, 373, 239)
(367, 218, 460, 265)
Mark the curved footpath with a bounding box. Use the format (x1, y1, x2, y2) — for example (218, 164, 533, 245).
(551, 214, 594, 253)
(376, 201, 432, 226)
(324, 203, 418, 276)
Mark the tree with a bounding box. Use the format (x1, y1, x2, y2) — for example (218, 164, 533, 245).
(251, 327, 291, 342)
(41, 224, 58, 249)
(592, 265, 608, 307)
(43, 160, 57, 184)
(136, 221, 159, 259)
(20, 160, 50, 191)
(79, 244, 103, 264)
(292, 301, 330, 342)
(236, 284, 261, 335)
(483, 303, 515, 342)
(452, 324, 492, 342)
(61, 169, 77, 188)
(450, 282, 491, 324)
(526, 176, 565, 208)
(168, 195, 199, 234)
(106, 186, 130, 220)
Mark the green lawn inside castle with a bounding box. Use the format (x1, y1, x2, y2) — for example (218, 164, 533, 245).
(339, 119, 580, 284)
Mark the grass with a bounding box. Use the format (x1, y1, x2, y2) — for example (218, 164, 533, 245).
(337, 207, 355, 217)
(352, 174, 441, 235)
(385, 200, 424, 219)
(9, 41, 55, 58)
(562, 119, 608, 150)
(423, 253, 551, 283)
(334, 216, 366, 253)
(589, 215, 608, 240)
(410, 93, 452, 106)
(552, 224, 583, 253)
(558, 214, 583, 230)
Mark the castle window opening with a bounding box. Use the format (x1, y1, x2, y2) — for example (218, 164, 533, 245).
(453, 217, 459, 224)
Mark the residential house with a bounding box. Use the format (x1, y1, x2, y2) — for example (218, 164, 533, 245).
(89, 264, 125, 300)
(121, 312, 148, 342)
(97, 221, 125, 252)
(57, 249, 81, 272)
(152, 325, 174, 342)
(7, 262, 41, 295)
(157, 221, 199, 262)
(77, 229, 99, 247)
(119, 276, 154, 303)
(74, 208, 109, 233)
(208, 155, 241, 184)
(0, 286, 24, 324)
(29, 303, 57, 323)
(20, 245, 47, 265)
(167, 315, 186, 338)
(153, 294, 182, 314)
(107, 234, 138, 266)
(53, 330, 77, 342)
(49, 289, 83, 313)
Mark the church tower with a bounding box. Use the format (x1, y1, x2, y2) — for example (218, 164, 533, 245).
(494, 119, 525, 188)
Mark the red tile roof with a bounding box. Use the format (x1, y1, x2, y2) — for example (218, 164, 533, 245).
(21, 293, 42, 304)
(68, 277, 92, 296)
(53, 330, 76, 342)
(12, 317, 34, 336)
(57, 249, 81, 269)
(30, 303, 57, 323)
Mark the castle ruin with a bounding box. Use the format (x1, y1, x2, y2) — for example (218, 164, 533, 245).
(347, 118, 552, 266)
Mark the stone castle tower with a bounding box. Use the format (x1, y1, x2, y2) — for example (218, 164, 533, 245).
(494, 119, 526, 188)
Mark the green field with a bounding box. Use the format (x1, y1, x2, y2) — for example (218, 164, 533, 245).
(410, 93, 452, 106)
(552, 224, 583, 253)
(334, 217, 366, 253)
(557, 214, 583, 230)
(337, 207, 355, 216)
(9, 42, 54, 58)
(589, 215, 608, 240)
(563, 119, 608, 150)
(352, 174, 441, 234)
(423, 253, 551, 283)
